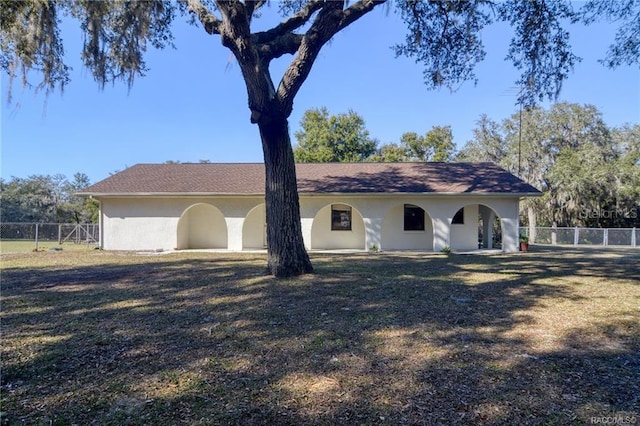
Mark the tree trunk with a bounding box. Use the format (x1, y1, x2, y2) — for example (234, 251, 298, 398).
(258, 114, 314, 277)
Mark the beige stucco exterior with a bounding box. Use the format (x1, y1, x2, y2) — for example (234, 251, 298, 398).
(97, 193, 522, 253)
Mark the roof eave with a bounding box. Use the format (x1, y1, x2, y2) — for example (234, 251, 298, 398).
(78, 191, 543, 198)
(299, 191, 543, 197)
(76, 192, 266, 198)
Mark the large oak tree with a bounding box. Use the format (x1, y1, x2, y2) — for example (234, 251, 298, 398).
(2, 0, 638, 276)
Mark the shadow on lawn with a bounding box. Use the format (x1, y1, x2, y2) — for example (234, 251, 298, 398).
(1, 247, 638, 425)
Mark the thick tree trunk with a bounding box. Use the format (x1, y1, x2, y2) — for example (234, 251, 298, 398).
(258, 114, 314, 277)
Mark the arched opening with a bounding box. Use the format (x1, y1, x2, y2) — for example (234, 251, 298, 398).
(243, 204, 266, 250)
(449, 204, 502, 251)
(176, 203, 227, 249)
(478, 205, 502, 249)
(382, 204, 434, 250)
(310, 203, 366, 250)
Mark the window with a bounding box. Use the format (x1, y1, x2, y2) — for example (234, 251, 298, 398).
(404, 204, 425, 231)
(331, 205, 352, 231)
(452, 208, 464, 225)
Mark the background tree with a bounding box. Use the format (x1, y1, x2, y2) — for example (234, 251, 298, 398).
(0, 173, 97, 223)
(0, 176, 58, 223)
(368, 143, 407, 162)
(3, 0, 638, 276)
(399, 126, 455, 162)
(457, 102, 640, 231)
(455, 115, 506, 164)
(294, 107, 377, 162)
(293, 113, 456, 163)
(63, 173, 100, 223)
(609, 124, 640, 226)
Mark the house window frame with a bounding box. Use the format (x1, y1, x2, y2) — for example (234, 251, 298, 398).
(404, 204, 425, 231)
(331, 205, 352, 231)
(452, 208, 465, 225)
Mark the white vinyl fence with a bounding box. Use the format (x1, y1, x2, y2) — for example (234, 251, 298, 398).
(0, 223, 99, 250)
(520, 227, 638, 247)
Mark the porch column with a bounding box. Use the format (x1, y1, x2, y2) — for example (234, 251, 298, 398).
(501, 217, 519, 252)
(364, 217, 383, 251)
(432, 217, 450, 252)
(225, 217, 244, 251)
(300, 217, 314, 250)
(479, 205, 496, 249)
(98, 200, 105, 249)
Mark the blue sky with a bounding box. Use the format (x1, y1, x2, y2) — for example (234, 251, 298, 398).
(1, 6, 639, 184)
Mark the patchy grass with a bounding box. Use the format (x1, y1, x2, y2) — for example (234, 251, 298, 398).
(0, 240, 98, 254)
(1, 247, 638, 425)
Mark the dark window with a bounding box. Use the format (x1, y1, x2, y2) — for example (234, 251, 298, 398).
(452, 208, 464, 225)
(331, 205, 352, 231)
(404, 204, 425, 231)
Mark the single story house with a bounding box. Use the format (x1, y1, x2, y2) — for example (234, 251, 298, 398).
(79, 162, 541, 253)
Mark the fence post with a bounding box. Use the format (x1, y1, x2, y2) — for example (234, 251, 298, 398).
(603, 228, 608, 246)
(633, 228, 637, 247)
(34, 223, 39, 251)
(58, 224, 62, 244)
(574, 227, 579, 246)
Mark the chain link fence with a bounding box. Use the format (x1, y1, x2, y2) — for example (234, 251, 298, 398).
(520, 226, 638, 247)
(1, 223, 99, 252)
(2, 223, 637, 252)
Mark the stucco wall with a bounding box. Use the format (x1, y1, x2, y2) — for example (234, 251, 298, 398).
(300, 195, 520, 252)
(243, 204, 266, 249)
(177, 203, 227, 249)
(382, 204, 433, 250)
(450, 204, 480, 251)
(101, 197, 262, 251)
(98, 194, 522, 252)
(310, 204, 366, 250)
(101, 198, 182, 250)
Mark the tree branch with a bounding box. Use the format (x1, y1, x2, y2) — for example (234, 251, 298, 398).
(338, 0, 387, 32)
(252, 1, 327, 64)
(252, 0, 324, 45)
(180, 0, 222, 34)
(256, 33, 305, 61)
(245, 0, 267, 23)
(214, 0, 276, 123)
(276, 0, 386, 117)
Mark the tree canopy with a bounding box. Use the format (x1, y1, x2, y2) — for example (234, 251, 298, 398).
(0, 173, 98, 224)
(294, 107, 456, 163)
(2, 0, 638, 276)
(293, 107, 377, 162)
(400, 127, 455, 162)
(3, 1, 639, 108)
(457, 102, 640, 229)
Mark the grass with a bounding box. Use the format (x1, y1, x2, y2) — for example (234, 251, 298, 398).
(1, 247, 638, 425)
(0, 240, 98, 254)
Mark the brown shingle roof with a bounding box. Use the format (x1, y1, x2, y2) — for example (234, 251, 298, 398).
(79, 162, 541, 196)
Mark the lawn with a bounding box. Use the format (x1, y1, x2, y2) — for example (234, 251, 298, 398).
(0, 240, 98, 254)
(1, 247, 638, 425)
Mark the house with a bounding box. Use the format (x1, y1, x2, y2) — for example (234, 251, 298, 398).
(79, 162, 541, 253)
